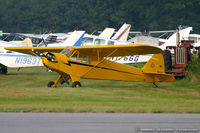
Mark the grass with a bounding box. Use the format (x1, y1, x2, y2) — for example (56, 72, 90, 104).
(0, 60, 200, 113)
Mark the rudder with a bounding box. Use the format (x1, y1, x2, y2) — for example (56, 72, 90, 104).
(142, 54, 165, 74)
(142, 54, 175, 82)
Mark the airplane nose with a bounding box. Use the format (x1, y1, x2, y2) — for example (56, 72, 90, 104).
(45, 52, 56, 62)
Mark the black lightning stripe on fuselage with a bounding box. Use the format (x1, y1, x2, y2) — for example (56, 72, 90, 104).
(64, 61, 134, 75)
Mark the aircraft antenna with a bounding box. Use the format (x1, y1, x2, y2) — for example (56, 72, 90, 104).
(91, 30, 97, 35)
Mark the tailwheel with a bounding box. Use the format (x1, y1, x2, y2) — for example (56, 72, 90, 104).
(47, 81, 55, 87)
(72, 81, 81, 88)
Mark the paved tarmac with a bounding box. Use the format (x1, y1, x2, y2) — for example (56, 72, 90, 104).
(0, 113, 199, 133)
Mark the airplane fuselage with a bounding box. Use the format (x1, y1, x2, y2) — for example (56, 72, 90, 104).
(42, 51, 174, 84)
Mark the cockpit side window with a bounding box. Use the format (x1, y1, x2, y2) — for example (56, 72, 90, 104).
(189, 37, 197, 43)
(61, 47, 72, 57)
(82, 56, 88, 63)
(107, 41, 114, 45)
(81, 37, 93, 46)
(70, 51, 78, 61)
(32, 38, 42, 44)
(70, 50, 90, 64)
(94, 39, 105, 46)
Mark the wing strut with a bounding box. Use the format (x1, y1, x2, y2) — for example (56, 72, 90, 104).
(81, 49, 118, 77)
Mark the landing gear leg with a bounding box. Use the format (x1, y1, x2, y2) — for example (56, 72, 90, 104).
(60, 74, 70, 85)
(71, 76, 81, 88)
(47, 74, 69, 88)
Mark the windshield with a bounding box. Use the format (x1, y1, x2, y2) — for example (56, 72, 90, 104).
(60, 47, 73, 57)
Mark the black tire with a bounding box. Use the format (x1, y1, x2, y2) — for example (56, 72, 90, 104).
(1, 66, 7, 74)
(47, 81, 55, 87)
(72, 81, 81, 88)
(162, 50, 172, 71)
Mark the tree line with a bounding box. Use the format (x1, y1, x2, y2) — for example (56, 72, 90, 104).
(0, 0, 199, 34)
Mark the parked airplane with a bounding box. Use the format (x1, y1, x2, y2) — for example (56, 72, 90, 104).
(189, 34, 200, 47)
(0, 23, 132, 74)
(39, 23, 131, 47)
(158, 25, 192, 50)
(111, 23, 131, 41)
(0, 40, 20, 53)
(0, 31, 85, 74)
(111, 25, 193, 63)
(6, 44, 175, 87)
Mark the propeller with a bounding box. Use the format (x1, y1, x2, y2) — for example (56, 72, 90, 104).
(32, 49, 45, 57)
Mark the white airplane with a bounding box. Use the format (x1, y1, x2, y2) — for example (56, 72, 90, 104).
(0, 37, 40, 53)
(110, 25, 193, 64)
(159, 25, 192, 50)
(2, 32, 67, 46)
(40, 23, 131, 47)
(0, 31, 85, 74)
(0, 23, 131, 74)
(187, 34, 200, 54)
(188, 34, 200, 47)
(0, 40, 20, 53)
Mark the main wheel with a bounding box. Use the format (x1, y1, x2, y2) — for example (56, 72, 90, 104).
(47, 81, 55, 87)
(0, 66, 7, 74)
(72, 81, 81, 88)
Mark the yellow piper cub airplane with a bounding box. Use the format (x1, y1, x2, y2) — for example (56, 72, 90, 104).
(6, 44, 175, 87)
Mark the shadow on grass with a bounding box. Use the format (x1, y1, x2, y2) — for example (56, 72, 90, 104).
(6, 72, 54, 76)
(80, 79, 158, 89)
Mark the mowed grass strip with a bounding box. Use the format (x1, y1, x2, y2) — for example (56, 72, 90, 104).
(0, 66, 199, 113)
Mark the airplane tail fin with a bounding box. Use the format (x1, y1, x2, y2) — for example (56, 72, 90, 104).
(20, 38, 33, 47)
(159, 25, 192, 49)
(142, 54, 174, 82)
(63, 30, 85, 46)
(112, 23, 131, 41)
(99, 28, 115, 38)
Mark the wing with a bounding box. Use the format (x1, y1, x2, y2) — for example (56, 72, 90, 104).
(5, 47, 66, 56)
(6, 44, 162, 58)
(5, 30, 86, 56)
(72, 44, 162, 57)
